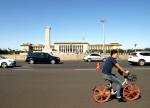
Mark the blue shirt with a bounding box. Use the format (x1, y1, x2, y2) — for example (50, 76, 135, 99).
(102, 57, 117, 75)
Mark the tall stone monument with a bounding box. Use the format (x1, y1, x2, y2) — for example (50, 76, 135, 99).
(42, 25, 52, 52)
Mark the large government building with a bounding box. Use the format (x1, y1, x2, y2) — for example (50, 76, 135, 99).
(54, 42, 121, 53)
(21, 42, 122, 53)
(54, 42, 89, 53)
(20, 26, 122, 54)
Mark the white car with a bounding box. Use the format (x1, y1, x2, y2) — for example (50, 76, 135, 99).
(0, 55, 16, 68)
(128, 51, 150, 66)
(83, 53, 107, 62)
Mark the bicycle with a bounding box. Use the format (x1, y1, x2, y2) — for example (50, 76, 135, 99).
(92, 73, 140, 103)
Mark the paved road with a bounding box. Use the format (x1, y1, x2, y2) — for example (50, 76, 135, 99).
(0, 60, 150, 108)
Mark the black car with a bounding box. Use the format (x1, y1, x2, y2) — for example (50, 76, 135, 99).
(25, 52, 61, 64)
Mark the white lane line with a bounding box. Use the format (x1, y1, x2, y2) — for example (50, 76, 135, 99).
(133, 68, 150, 70)
(12, 69, 34, 71)
(74, 69, 95, 71)
(75, 67, 150, 71)
(15, 66, 33, 68)
(21, 66, 32, 68)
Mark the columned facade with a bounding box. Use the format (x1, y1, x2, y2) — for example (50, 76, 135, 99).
(89, 43, 122, 51)
(54, 42, 122, 53)
(54, 42, 89, 53)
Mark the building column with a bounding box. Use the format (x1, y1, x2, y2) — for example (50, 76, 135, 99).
(64, 45, 66, 53)
(59, 45, 60, 52)
(65, 45, 67, 53)
(62, 45, 64, 53)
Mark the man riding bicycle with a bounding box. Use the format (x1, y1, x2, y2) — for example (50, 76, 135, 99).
(102, 50, 129, 102)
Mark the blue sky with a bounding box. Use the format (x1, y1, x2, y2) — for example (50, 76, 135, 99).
(0, 0, 150, 49)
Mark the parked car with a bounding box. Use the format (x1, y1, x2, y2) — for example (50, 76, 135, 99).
(0, 55, 16, 68)
(25, 52, 61, 64)
(128, 51, 150, 66)
(83, 53, 107, 62)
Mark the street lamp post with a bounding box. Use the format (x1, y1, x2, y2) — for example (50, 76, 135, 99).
(134, 43, 137, 52)
(100, 19, 107, 54)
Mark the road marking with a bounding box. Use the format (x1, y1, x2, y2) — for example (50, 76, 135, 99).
(75, 67, 150, 71)
(133, 67, 150, 70)
(15, 66, 33, 68)
(21, 66, 32, 68)
(74, 69, 95, 71)
(12, 68, 34, 71)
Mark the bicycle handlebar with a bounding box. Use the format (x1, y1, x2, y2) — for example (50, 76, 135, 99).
(118, 69, 137, 82)
(124, 74, 137, 82)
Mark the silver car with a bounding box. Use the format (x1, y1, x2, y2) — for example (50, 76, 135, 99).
(0, 55, 16, 68)
(83, 53, 106, 62)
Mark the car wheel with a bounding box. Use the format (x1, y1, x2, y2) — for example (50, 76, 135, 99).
(1, 62, 8, 68)
(87, 58, 91, 62)
(29, 59, 34, 64)
(51, 60, 56, 64)
(138, 60, 145, 66)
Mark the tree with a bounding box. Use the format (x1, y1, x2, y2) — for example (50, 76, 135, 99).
(28, 45, 33, 52)
(144, 48, 150, 51)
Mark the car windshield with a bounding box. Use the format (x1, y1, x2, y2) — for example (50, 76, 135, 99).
(130, 53, 137, 56)
(0, 55, 7, 59)
(91, 54, 100, 56)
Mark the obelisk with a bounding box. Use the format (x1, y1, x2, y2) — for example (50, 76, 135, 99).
(43, 25, 52, 52)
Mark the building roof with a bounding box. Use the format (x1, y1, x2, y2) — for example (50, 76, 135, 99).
(20, 43, 32, 46)
(90, 43, 122, 46)
(32, 44, 44, 47)
(54, 42, 89, 44)
(21, 43, 44, 47)
(110, 43, 122, 46)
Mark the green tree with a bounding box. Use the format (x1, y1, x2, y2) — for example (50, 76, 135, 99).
(144, 48, 150, 51)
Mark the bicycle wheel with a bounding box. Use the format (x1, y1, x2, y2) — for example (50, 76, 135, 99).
(92, 84, 111, 103)
(123, 83, 140, 101)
